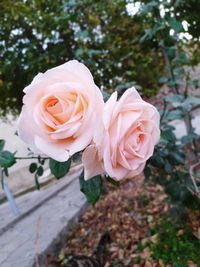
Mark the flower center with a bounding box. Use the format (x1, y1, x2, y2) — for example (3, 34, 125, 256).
(46, 97, 62, 115)
(47, 98, 58, 108)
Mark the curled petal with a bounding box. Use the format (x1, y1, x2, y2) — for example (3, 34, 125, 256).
(82, 145, 104, 180)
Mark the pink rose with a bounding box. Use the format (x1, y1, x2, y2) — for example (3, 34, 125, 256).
(17, 60, 104, 161)
(83, 88, 160, 181)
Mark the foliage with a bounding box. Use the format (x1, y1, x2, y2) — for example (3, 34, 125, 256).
(49, 158, 71, 179)
(149, 218, 200, 266)
(140, 0, 200, 211)
(0, 0, 165, 118)
(79, 171, 102, 205)
(145, 96, 200, 210)
(0, 139, 16, 188)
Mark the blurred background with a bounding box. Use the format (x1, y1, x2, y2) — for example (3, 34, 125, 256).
(0, 0, 199, 119)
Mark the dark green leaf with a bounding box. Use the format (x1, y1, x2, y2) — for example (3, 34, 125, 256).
(164, 160, 173, 173)
(0, 140, 5, 151)
(49, 158, 71, 179)
(173, 152, 185, 164)
(176, 52, 190, 65)
(0, 151, 16, 168)
(150, 154, 165, 168)
(79, 171, 102, 205)
(165, 46, 176, 60)
(36, 166, 44, 176)
(29, 163, 37, 173)
(168, 18, 184, 33)
(161, 129, 176, 143)
(165, 182, 182, 202)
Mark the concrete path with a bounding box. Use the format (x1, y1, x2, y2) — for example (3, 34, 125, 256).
(0, 165, 88, 267)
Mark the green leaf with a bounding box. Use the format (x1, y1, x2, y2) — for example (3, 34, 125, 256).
(165, 110, 183, 121)
(0, 140, 5, 151)
(185, 96, 199, 104)
(0, 151, 16, 168)
(49, 158, 71, 179)
(79, 171, 102, 205)
(173, 152, 185, 164)
(36, 166, 44, 176)
(165, 46, 176, 60)
(165, 94, 184, 104)
(168, 18, 184, 33)
(181, 132, 198, 145)
(161, 129, 176, 143)
(176, 52, 190, 65)
(29, 163, 37, 173)
(181, 96, 200, 112)
(149, 154, 165, 168)
(164, 160, 173, 173)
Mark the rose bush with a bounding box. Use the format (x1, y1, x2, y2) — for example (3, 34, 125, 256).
(83, 88, 160, 181)
(17, 60, 104, 161)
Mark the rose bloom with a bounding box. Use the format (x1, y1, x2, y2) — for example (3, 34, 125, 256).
(83, 88, 160, 181)
(17, 60, 104, 161)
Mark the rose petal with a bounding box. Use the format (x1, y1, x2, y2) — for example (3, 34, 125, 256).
(103, 91, 117, 130)
(82, 145, 104, 180)
(17, 106, 36, 146)
(34, 135, 69, 162)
